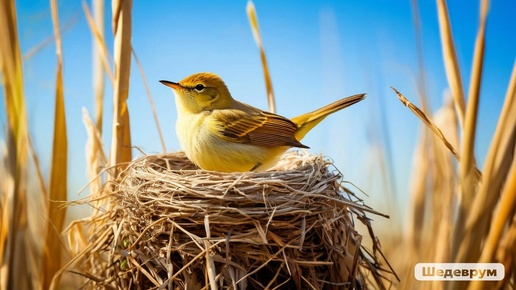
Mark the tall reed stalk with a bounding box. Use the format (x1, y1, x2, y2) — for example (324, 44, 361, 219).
(0, 1, 34, 289)
(109, 0, 133, 176)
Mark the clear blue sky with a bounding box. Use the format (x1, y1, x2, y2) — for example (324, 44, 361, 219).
(2, 0, 515, 221)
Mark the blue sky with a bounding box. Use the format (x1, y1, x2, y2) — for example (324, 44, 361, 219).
(2, 0, 515, 222)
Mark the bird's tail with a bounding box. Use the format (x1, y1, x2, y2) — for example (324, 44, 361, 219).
(291, 93, 365, 141)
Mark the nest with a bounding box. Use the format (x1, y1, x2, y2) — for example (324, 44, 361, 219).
(66, 151, 394, 289)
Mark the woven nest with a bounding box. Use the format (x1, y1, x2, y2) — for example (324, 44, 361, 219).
(66, 151, 395, 289)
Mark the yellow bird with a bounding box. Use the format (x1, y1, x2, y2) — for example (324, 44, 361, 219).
(160, 72, 365, 172)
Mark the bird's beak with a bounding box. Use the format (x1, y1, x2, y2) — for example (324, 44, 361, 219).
(160, 80, 182, 90)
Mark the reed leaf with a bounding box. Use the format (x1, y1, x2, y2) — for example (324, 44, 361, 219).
(246, 1, 276, 113)
(109, 0, 133, 176)
(43, 0, 68, 289)
(0, 1, 28, 172)
(92, 0, 106, 134)
(392, 87, 483, 179)
(458, 0, 488, 190)
(0, 0, 33, 289)
(392, 87, 459, 158)
(436, 0, 466, 127)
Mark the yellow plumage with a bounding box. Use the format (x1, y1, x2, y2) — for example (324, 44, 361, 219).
(161, 72, 364, 172)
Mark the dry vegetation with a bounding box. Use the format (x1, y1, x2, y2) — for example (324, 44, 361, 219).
(60, 151, 394, 289)
(0, 0, 515, 289)
(388, 0, 516, 289)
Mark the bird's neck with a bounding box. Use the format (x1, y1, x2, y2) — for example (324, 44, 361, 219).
(175, 96, 198, 115)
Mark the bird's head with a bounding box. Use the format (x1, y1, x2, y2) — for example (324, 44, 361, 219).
(160, 72, 233, 114)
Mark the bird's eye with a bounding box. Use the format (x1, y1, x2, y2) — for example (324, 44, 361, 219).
(194, 84, 205, 91)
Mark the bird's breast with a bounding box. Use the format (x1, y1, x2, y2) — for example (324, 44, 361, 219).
(175, 111, 288, 172)
(175, 111, 204, 155)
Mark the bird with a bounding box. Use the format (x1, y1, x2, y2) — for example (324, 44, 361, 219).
(160, 72, 365, 172)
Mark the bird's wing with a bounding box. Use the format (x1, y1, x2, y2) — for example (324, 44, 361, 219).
(206, 108, 309, 148)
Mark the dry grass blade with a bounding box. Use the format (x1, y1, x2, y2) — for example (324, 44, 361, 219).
(0, 1, 28, 169)
(436, 0, 466, 127)
(92, 0, 106, 134)
(246, 1, 276, 113)
(82, 108, 107, 218)
(52, 222, 112, 289)
(83, 108, 108, 165)
(457, 60, 516, 264)
(22, 15, 79, 61)
(109, 0, 133, 176)
(82, 0, 109, 223)
(84, 0, 109, 220)
(494, 215, 516, 289)
(410, 0, 430, 113)
(132, 48, 167, 152)
(391, 87, 482, 179)
(66, 220, 87, 258)
(83, 1, 114, 85)
(204, 240, 218, 290)
(43, 0, 68, 289)
(459, 0, 488, 187)
(0, 0, 33, 289)
(392, 87, 458, 158)
(467, 156, 516, 290)
(453, 0, 489, 265)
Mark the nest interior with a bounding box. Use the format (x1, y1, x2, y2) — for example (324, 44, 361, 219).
(69, 151, 393, 289)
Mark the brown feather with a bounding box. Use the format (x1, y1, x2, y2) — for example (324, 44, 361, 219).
(208, 109, 309, 148)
